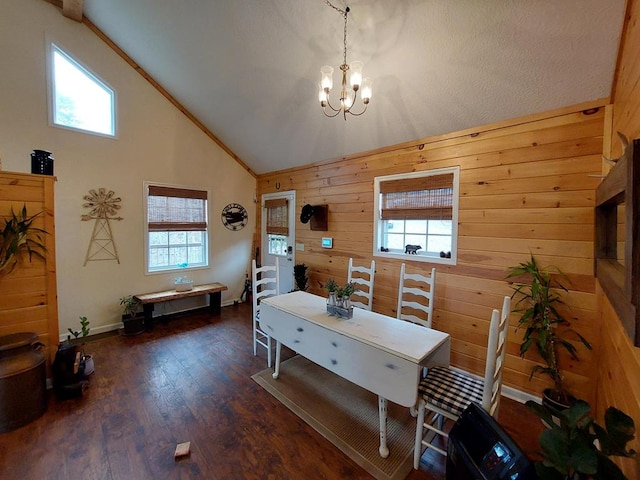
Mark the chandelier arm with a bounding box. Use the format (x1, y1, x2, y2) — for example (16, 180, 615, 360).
(323, 95, 342, 114)
(322, 106, 343, 118)
(345, 102, 368, 117)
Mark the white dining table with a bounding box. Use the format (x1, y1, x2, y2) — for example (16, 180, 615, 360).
(259, 291, 451, 458)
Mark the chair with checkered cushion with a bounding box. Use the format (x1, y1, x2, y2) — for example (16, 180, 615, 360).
(413, 295, 511, 467)
(252, 258, 280, 368)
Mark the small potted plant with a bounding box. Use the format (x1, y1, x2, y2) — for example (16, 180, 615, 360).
(326, 278, 338, 306)
(119, 295, 144, 335)
(340, 281, 355, 308)
(506, 254, 592, 409)
(526, 399, 636, 480)
(326, 281, 355, 318)
(67, 316, 94, 375)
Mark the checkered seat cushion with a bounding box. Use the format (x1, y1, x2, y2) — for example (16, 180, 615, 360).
(417, 366, 484, 417)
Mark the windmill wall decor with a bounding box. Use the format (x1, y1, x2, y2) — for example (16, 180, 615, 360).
(82, 188, 123, 265)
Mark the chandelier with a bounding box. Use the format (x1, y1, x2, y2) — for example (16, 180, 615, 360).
(318, 2, 372, 120)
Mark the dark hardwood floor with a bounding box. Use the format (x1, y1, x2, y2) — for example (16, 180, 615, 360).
(0, 303, 542, 479)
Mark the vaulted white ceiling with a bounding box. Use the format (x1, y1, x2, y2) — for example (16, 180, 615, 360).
(83, 0, 626, 175)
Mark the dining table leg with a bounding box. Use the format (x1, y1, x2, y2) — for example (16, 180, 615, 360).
(272, 340, 282, 379)
(378, 396, 389, 458)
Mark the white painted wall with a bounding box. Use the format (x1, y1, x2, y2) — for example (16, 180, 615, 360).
(0, 0, 256, 338)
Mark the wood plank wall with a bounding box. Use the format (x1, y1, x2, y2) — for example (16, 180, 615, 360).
(0, 171, 58, 371)
(257, 101, 606, 403)
(598, 0, 640, 476)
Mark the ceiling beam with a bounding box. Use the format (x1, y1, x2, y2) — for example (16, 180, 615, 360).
(62, 0, 83, 21)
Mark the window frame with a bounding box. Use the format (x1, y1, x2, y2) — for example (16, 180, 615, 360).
(47, 41, 117, 138)
(373, 166, 460, 265)
(143, 181, 210, 275)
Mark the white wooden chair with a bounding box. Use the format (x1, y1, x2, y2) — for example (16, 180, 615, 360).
(347, 258, 375, 311)
(413, 296, 511, 467)
(397, 264, 436, 328)
(252, 258, 279, 368)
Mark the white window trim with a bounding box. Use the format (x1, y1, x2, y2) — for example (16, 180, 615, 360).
(46, 38, 117, 139)
(372, 166, 460, 265)
(143, 181, 211, 275)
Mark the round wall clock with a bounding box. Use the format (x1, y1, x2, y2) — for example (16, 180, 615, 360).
(221, 203, 248, 230)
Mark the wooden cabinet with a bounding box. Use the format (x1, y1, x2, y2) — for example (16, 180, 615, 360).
(0, 172, 58, 371)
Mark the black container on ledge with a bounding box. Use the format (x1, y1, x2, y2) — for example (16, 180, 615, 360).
(30, 149, 54, 175)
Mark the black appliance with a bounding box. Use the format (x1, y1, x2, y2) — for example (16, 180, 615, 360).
(446, 402, 535, 480)
(30, 149, 54, 175)
(52, 342, 89, 399)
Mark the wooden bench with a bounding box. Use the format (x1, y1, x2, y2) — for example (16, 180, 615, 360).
(134, 282, 228, 330)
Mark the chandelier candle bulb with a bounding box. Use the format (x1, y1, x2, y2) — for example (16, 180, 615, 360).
(361, 78, 372, 102)
(321, 66, 334, 91)
(318, 86, 328, 105)
(349, 61, 363, 89)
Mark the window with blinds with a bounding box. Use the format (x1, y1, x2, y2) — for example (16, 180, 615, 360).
(374, 167, 459, 263)
(146, 184, 209, 272)
(264, 198, 289, 235)
(379, 173, 454, 221)
(264, 198, 289, 255)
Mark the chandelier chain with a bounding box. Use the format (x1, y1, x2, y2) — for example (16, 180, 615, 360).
(324, 1, 349, 66)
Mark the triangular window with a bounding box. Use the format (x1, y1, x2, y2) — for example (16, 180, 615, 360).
(49, 43, 115, 137)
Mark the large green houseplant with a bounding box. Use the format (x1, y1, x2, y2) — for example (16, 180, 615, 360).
(0, 205, 46, 274)
(527, 399, 636, 480)
(506, 255, 592, 408)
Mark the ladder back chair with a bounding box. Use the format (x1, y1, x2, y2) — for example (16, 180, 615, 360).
(251, 258, 280, 368)
(413, 295, 511, 467)
(347, 258, 375, 311)
(397, 264, 436, 328)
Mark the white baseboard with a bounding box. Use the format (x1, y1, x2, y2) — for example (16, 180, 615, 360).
(59, 322, 124, 343)
(58, 299, 241, 343)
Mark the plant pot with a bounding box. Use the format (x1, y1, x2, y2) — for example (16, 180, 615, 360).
(122, 314, 145, 336)
(83, 354, 94, 375)
(542, 388, 577, 411)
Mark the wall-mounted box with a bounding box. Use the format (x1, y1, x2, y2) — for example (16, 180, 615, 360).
(310, 204, 328, 231)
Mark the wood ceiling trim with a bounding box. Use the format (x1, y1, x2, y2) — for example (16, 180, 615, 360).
(62, 0, 82, 21)
(42, 0, 256, 179)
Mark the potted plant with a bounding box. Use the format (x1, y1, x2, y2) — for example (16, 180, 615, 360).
(526, 399, 636, 480)
(119, 295, 145, 335)
(506, 254, 592, 409)
(67, 316, 94, 375)
(326, 278, 338, 306)
(293, 263, 309, 291)
(0, 205, 46, 274)
(341, 281, 355, 308)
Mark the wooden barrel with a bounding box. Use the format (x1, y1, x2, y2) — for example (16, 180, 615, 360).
(0, 332, 47, 432)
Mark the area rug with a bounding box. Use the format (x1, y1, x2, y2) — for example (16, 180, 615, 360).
(251, 355, 416, 480)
